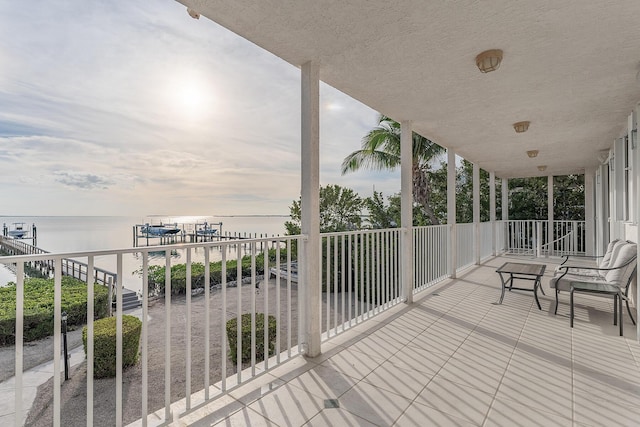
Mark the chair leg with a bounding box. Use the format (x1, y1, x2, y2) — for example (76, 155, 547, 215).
(613, 294, 618, 326)
(624, 288, 636, 325)
(570, 287, 574, 328)
(554, 289, 559, 315)
(619, 291, 623, 336)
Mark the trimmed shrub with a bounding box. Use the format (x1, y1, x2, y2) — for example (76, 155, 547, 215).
(146, 247, 293, 296)
(0, 277, 110, 346)
(226, 313, 277, 363)
(83, 315, 142, 379)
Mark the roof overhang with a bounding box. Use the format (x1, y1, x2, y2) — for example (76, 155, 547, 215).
(177, 0, 640, 178)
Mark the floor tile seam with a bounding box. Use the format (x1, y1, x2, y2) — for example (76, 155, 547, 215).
(336, 376, 413, 426)
(398, 397, 486, 427)
(305, 406, 383, 427)
(481, 296, 537, 427)
(247, 382, 325, 426)
(223, 404, 283, 427)
(284, 368, 359, 402)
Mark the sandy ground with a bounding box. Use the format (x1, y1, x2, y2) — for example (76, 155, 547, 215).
(21, 278, 304, 427)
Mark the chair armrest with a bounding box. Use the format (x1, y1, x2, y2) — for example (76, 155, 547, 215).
(560, 254, 603, 265)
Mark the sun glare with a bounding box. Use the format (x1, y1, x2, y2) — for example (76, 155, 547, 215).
(165, 71, 217, 122)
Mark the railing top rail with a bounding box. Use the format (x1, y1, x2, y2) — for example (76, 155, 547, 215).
(320, 228, 404, 237)
(413, 224, 449, 231)
(0, 234, 308, 265)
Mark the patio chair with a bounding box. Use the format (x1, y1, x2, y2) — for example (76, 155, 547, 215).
(550, 241, 637, 326)
(557, 239, 622, 270)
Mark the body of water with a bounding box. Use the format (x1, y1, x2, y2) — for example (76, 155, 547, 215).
(0, 215, 288, 293)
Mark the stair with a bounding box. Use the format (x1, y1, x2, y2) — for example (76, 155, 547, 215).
(114, 288, 142, 311)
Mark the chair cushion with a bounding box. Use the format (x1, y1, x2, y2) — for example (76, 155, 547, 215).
(600, 239, 621, 268)
(604, 243, 637, 284)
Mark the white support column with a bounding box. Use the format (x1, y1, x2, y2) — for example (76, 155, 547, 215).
(635, 102, 640, 342)
(490, 172, 496, 255)
(447, 149, 457, 278)
(502, 178, 508, 221)
(300, 61, 320, 358)
(584, 168, 595, 256)
(547, 175, 554, 257)
(400, 121, 414, 304)
(501, 178, 508, 254)
(473, 163, 480, 264)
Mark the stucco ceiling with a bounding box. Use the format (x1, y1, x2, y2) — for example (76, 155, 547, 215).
(177, 0, 640, 178)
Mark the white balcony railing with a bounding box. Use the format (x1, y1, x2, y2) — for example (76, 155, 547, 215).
(479, 221, 493, 260)
(413, 225, 449, 292)
(1, 219, 588, 425)
(503, 220, 586, 256)
(456, 223, 475, 270)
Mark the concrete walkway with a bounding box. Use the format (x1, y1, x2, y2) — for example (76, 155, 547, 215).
(0, 307, 143, 426)
(0, 344, 86, 426)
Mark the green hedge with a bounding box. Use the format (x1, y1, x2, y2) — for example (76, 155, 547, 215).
(147, 248, 292, 296)
(82, 315, 142, 378)
(226, 313, 277, 363)
(0, 277, 110, 346)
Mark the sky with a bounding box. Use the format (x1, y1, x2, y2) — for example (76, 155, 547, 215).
(0, 1, 405, 217)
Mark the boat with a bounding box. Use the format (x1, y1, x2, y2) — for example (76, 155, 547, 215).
(196, 222, 218, 236)
(269, 261, 298, 283)
(140, 223, 181, 236)
(6, 223, 27, 239)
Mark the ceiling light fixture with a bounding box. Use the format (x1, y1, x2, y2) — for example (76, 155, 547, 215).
(475, 49, 503, 73)
(527, 150, 539, 158)
(537, 165, 547, 171)
(513, 121, 530, 133)
(187, 8, 200, 19)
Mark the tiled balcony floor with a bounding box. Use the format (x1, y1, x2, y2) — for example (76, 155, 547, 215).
(173, 256, 640, 427)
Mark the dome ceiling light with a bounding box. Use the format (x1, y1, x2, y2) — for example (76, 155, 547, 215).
(475, 49, 503, 73)
(513, 121, 530, 133)
(537, 165, 547, 171)
(527, 150, 539, 158)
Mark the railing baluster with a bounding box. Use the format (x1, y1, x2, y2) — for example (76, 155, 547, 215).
(53, 259, 62, 427)
(141, 252, 148, 426)
(185, 248, 192, 410)
(275, 243, 281, 363)
(333, 235, 338, 335)
(164, 251, 171, 422)
(15, 261, 24, 427)
(236, 246, 242, 384)
(250, 243, 256, 376)
(263, 242, 269, 369)
(116, 254, 123, 427)
(347, 234, 352, 328)
(86, 256, 94, 427)
(286, 242, 291, 359)
(220, 249, 226, 392)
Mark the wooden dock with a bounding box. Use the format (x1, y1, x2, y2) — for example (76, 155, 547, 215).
(0, 236, 140, 311)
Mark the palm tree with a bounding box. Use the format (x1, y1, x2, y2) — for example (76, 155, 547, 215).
(341, 115, 445, 225)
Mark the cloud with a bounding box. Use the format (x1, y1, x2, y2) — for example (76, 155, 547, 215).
(53, 172, 114, 190)
(0, 0, 397, 216)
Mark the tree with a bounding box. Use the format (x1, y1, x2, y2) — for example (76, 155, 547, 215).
(285, 184, 364, 235)
(341, 115, 445, 225)
(364, 191, 430, 229)
(554, 175, 585, 220)
(455, 160, 491, 223)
